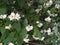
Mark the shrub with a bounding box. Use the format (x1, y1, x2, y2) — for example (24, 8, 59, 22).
(0, 0, 60, 45)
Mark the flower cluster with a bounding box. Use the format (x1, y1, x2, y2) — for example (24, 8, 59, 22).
(8, 12, 21, 21)
(0, 14, 7, 19)
(0, 0, 60, 45)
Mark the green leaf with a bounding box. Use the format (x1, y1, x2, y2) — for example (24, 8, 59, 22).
(55, 0, 60, 4)
(52, 39, 57, 45)
(17, 0, 27, 8)
(0, 8, 7, 14)
(16, 29, 27, 45)
(16, 19, 28, 45)
(16, 34, 23, 45)
(11, 19, 28, 45)
(15, 32, 25, 45)
(12, 21, 21, 33)
(33, 26, 41, 38)
(21, 19, 28, 38)
(50, 8, 57, 14)
(23, 19, 28, 27)
(38, 0, 46, 4)
(3, 32, 15, 45)
(0, 27, 6, 35)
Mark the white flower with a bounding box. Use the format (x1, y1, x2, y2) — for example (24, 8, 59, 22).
(37, 23, 43, 28)
(23, 38, 30, 43)
(55, 4, 60, 9)
(0, 15, 3, 19)
(40, 37, 45, 41)
(13, 1, 16, 4)
(32, 35, 45, 41)
(54, 14, 58, 17)
(8, 42, 14, 45)
(27, 3, 31, 6)
(5, 24, 12, 30)
(45, 0, 53, 7)
(47, 10, 51, 14)
(26, 25, 33, 31)
(23, 34, 29, 43)
(47, 10, 58, 17)
(26, 44, 29, 45)
(27, 1, 33, 6)
(8, 12, 21, 21)
(45, 17, 51, 22)
(2, 14, 7, 19)
(41, 29, 47, 33)
(0, 14, 7, 19)
(41, 28, 53, 35)
(22, 15, 25, 17)
(0, 43, 2, 45)
(15, 13, 21, 20)
(40, 30, 44, 33)
(35, 9, 41, 13)
(36, 21, 39, 24)
(47, 28, 51, 32)
(50, 14, 58, 17)
(32, 35, 40, 40)
(47, 28, 52, 35)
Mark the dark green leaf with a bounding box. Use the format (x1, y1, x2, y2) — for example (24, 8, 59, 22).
(33, 26, 41, 38)
(0, 8, 7, 14)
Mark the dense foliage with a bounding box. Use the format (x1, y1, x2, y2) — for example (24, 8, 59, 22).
(0, 0, 60, 45)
